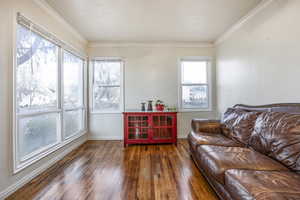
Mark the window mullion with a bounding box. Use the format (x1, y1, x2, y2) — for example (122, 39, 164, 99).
(59, 47, 64, 142)
(81, 60, 86, 131)
(91, 61, 95, 111)
(81, 60, 85, 108)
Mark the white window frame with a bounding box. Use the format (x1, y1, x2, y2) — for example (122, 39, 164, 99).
(178, 56, 212, 112)
(90, 57, 124, 114)
(13, 14, 88, 173)
(62, 50, 86, 140)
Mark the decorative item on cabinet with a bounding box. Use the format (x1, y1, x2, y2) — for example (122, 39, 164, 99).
(167, 106, 177, 112)
(147, 100, 153, 111)
(141, 102, 146, 111)
(155, 100, 165, 111)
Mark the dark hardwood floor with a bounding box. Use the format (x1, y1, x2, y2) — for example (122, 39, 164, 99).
(7, 139, 218, 200)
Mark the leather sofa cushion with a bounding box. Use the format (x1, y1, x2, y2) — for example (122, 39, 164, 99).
(225, 169, 300, 200)
(222, 108, 261, 145)
(188, 131, 244, 151)
(196, 145, 288, 185)
(249, 112, 300, 172)
(191, 119, 222, 134)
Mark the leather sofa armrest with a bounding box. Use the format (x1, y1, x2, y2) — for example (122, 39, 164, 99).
(191, 119, 222, 134)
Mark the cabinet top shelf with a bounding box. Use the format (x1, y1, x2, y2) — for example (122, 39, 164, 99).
(123, 110, 177, 114)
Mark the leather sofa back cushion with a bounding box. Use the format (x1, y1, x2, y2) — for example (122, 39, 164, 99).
(222, 108, 261, 145)
(249, 112, 300, 172)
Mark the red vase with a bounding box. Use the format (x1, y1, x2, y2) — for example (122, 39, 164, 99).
(156, 104, 164, 111)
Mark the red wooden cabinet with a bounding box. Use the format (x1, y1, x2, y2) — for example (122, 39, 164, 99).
(123, 112, 177, 147)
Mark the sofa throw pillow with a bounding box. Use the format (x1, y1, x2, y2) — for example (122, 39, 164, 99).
(222, 108, 261, 145)
(248, 112, 300, 172)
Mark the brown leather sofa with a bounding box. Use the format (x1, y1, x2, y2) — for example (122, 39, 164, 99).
(188, 104, 300, 200)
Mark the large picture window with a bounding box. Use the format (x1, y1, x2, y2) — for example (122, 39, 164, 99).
(92, 59, 123, 113)
(179, 58, 211, 111)
(14, 18, 86, 172)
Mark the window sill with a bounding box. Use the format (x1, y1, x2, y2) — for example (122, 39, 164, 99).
(14, 130, 87, 174)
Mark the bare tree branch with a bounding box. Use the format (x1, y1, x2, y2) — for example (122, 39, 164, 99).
(17, 37, 42, 65)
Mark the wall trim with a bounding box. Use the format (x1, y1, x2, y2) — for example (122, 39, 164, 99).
(89, 135, 123, 140)
(0, 137, 87, 200)
(88, 135, 188, 140)
(215, 0, 274, 45)
(88, 42, 214, 48)
(33, 0, 88, 45)
(178, 135, 188, 139)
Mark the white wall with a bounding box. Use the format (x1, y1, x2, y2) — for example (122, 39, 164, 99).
(216, 0, 300, 114)
(0, 0, 88, 198)
(88, 45, 217, 139)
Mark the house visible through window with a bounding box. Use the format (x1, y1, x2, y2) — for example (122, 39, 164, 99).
(92, 59, 123, 113)
(180, 59, 211, 110)
(15, 17, 86, 172)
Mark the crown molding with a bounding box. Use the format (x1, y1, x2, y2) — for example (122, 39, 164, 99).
(88, 41, 214, 48)
(34, 0, 274, 48)
(214, 0, 274, 45)
(33, 0, 88, 45)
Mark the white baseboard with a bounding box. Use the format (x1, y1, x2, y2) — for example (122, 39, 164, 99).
(178, 135, 188, 139)
(88, 135, 123, 140)
(0, 137, 87, 200)
(89, 134, 187, 140)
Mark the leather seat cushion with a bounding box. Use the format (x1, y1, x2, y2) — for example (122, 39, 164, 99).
(249, 112, 300, 172)
(225, 169, 300, 200)
(197, 145, 289, 185)
(222, 108, 261, 145)
(188, 131, 244, 151)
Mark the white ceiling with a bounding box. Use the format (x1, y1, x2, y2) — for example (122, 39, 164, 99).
(45, 0, 262, 43)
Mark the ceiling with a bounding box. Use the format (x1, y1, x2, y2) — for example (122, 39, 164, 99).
(45, 0, 262, 43)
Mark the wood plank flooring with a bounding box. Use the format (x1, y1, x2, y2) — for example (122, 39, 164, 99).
(7, 140, 218, 200)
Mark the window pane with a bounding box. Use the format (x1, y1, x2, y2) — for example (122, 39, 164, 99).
(64, 109, 83, 138)
(18, 113, 59, 159)
(94, 61, 121, 85)
(182, 85, 208, 109)
(93, 86, 120, 111)
(182, 61, 207, 84)
(16, 25, 58, 112)
(64, 51, 83, 108)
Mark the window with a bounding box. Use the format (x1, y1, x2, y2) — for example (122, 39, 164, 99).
(92, 59, 123, 113)
(63, 51, 85, 138)
(14, 17, 86, 172)
(179, 58, 211, 111)
(16, 24, 60, 164)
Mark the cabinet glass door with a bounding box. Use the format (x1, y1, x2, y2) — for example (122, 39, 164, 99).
(127, 115, 149, 139)
(152, 115, 174, 139)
